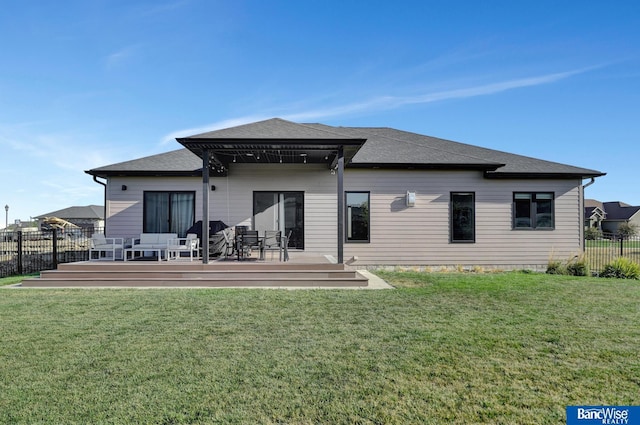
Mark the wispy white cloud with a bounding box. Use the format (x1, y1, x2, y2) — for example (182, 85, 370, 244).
(133, 0, 191, 17)
(285, 67, 597, 122)
(40, 179, 103, 198)
(0, 124, 112, 219)
(105, 44, 143, 69)
(0, 125, 119, 172)
(160, 66, 597, 143)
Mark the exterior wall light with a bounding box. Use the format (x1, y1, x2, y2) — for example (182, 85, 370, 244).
(406, 191, 416, 207)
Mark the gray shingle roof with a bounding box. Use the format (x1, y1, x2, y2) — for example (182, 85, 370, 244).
(87, 149, 203, 177)
(305, 124, 503, 168)
(601, 202, 640, 220)
(307, 124, 601, 176)
(186, 118, 363, 141)
(86, 118, 604, 178)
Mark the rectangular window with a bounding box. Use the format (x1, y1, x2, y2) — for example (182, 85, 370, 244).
(143, 191, 195, 237)
(513, 192, 554, 229)
(346, 192, 370, 242)
(451, 192, 475, 242)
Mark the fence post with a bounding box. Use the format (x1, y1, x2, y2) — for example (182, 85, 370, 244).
(52, 228, 58, 269)
(619, 236, 624, 257)
(17, 230, 23, 275)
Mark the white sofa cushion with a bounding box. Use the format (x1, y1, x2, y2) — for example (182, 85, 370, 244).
(134, 233, 177, 249)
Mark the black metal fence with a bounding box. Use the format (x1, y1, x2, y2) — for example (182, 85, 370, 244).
(2, 226, 639, 278)
(584, 233, 640, 275)
(0, 227, 101, 278)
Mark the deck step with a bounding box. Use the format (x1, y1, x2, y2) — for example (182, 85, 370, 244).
(55, 262, 346, 272)
(19, 261, 369, 288)
(20, 276, 368, 288)
(38, 270, 359, 279)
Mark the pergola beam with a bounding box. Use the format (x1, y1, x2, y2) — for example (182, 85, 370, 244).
(202, 149, 210, 264)
(337, 147, 344, 264)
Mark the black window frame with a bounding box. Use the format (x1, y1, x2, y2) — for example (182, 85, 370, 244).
(450, 192, 476, 243)
(512, 192, 555, 230)
(345, 191, 370, 243)
(143, 190, 196, 237)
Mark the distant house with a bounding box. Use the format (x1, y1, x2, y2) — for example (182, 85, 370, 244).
(586, 200, 640, 235)
(86, 118, 605, 269)
(584, 199, 606, 230)
(34, 205, 104, 233)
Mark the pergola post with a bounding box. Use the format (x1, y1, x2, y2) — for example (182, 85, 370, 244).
(337, 147, 344, 264)
(202, 149, 210, 264)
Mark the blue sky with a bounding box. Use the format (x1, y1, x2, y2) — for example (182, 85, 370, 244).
(1, 0, 639, 225)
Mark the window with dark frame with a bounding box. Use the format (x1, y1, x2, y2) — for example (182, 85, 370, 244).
(451, 192, 475, 242)
(143, 191, 195, 237)
(346, 192, 370, 242)
(513, 192, 554, 229)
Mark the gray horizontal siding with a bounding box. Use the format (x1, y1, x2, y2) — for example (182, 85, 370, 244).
(344, 169, 582, 266)
(105, 176, 203, 238)
(103, 166, 584, 268)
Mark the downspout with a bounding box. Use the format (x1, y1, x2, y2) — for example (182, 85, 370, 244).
(583, 177, 596, 190)
(580, 178, 596, 250)
(93, 175, 107, 234)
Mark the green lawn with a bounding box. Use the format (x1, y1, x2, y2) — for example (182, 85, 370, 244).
(1, 272, 638, 424)
(0, 274, 37, 286)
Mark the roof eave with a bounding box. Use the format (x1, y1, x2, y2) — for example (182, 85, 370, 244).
(484, 171, 607, 179)
(177, 137, 366, 144)
(348, 162, 504, 171)
(85, 169, 203, 178)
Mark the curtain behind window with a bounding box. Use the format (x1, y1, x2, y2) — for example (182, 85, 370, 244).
(144, 192, 194, 236)
(144, 192, 170, 233)
(171, 192, 195, 236)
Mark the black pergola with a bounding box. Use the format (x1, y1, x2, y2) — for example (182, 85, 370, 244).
(177, 125, 366, 264)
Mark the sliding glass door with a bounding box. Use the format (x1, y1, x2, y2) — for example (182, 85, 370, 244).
(253, 192, 304, 249)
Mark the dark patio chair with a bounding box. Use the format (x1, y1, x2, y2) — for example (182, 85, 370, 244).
(284, 229, 292, 261)
(263, 230, 283, 261)
(236, 229, 261, 260)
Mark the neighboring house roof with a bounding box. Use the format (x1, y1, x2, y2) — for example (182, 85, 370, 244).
(600, 202, 640, 221)
(35, 205, 104, 220)
(585, 199, 604, 209)
(86, 118, 604, 179)
(585, 206, 605, 220)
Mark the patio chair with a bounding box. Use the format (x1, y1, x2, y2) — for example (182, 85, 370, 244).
(262, 230, 283, 261)
(89, 234, 124, 261)
(166, 233, 200, 261)
(282, 229, 292, 262)
(236, 229, 261, 260)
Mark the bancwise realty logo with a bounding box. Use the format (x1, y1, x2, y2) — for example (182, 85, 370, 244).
(567, 406, 640, 425)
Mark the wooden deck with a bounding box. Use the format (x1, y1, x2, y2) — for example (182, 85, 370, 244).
(19, 253, 369, 288)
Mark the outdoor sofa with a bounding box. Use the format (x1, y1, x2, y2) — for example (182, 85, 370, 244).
(124, 233, 177, 261)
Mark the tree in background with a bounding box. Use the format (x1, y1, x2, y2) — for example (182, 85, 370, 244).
(617, 222, 639, 240)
